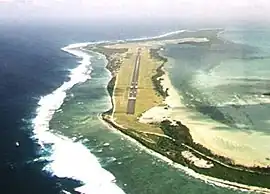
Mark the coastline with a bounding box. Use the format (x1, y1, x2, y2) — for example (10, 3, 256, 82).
(155, 63, 270, 168)
(32, 44, 127, 194)
(83, 31, 270, 192)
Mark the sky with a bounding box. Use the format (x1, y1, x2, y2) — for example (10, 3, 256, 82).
(0, 0, 270, 23)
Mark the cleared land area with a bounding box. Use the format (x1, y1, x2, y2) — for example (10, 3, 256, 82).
(113, 46, 164, 134)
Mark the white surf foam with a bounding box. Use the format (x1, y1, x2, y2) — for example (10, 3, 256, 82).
(125, 30, 186, 42)
(41, 133, 125, 194)
(64, 29, 187, 50)
(32, 45, 125, 194)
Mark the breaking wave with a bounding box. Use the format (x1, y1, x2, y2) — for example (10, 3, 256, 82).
(31, 43, 125, 193)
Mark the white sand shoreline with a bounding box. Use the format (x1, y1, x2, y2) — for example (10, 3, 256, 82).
(139, 59, 270, 167)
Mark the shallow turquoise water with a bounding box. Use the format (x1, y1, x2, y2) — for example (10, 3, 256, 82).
(163, 28, 270, 133)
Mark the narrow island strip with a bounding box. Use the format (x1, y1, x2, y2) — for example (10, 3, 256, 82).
(83, 30, 270, 193)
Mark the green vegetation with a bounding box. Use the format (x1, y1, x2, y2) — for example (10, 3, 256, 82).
(104, 76, 116, 115)
(158, 121, 270, 189)
(89, 46, 128, 76)
(150, 48, 169, 98)
(87, 46, 128, 57)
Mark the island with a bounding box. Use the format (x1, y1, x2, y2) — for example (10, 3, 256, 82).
(82, 30, 270, 193)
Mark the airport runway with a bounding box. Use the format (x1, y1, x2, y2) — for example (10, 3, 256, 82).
(127, 48, 141, 114)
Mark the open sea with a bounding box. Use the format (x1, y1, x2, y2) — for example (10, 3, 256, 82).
(1, 20, 264, 194)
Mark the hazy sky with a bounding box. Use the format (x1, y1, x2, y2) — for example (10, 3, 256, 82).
(1, 0, 270, 22)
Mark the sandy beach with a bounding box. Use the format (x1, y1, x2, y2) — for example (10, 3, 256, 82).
(139, 67, 270, 167)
